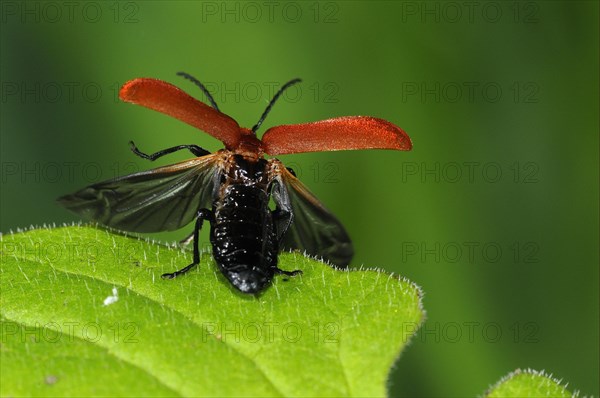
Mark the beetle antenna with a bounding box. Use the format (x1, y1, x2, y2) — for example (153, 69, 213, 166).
(252, 78, 302, 133)
(176, 71, 220, 111)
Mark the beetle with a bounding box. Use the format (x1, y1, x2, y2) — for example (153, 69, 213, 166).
(58, 72, 412, 294)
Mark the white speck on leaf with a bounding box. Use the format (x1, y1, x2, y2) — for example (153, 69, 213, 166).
(103, 287, 119, 306)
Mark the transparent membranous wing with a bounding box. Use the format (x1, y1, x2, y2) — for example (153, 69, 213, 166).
(58, 154, 224, 233)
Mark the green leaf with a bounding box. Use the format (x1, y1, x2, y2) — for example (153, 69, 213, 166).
(0, 224, 424, 397)
(485, 369, 578, 398)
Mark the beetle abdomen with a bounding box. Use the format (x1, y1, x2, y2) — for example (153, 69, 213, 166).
(211, 184, 277, 293)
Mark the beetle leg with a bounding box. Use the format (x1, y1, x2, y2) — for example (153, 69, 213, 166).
(275, 268, 303, 277)
(179, 231, 194, 247)
(162, 209, 213, 279)
(129, 141, 210, 161)
(285, 167, 296, 177)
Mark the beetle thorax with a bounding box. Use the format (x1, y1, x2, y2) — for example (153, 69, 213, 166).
(234, 128, 264, 159)
(222, 153, 269, 188)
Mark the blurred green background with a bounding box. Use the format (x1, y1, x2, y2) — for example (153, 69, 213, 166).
(1, 1, 598, 396)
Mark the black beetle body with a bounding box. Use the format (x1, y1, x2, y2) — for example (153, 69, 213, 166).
(210, 155, 280, 293)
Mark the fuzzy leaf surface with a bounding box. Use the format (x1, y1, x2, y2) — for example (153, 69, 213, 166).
(0, 225, 424, 397)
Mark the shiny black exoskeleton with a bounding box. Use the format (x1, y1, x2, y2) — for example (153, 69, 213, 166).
(160, 153, 300, 294)
(210, 155, 295, 293)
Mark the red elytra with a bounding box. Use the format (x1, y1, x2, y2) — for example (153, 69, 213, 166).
(119, 78, 412, 157)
